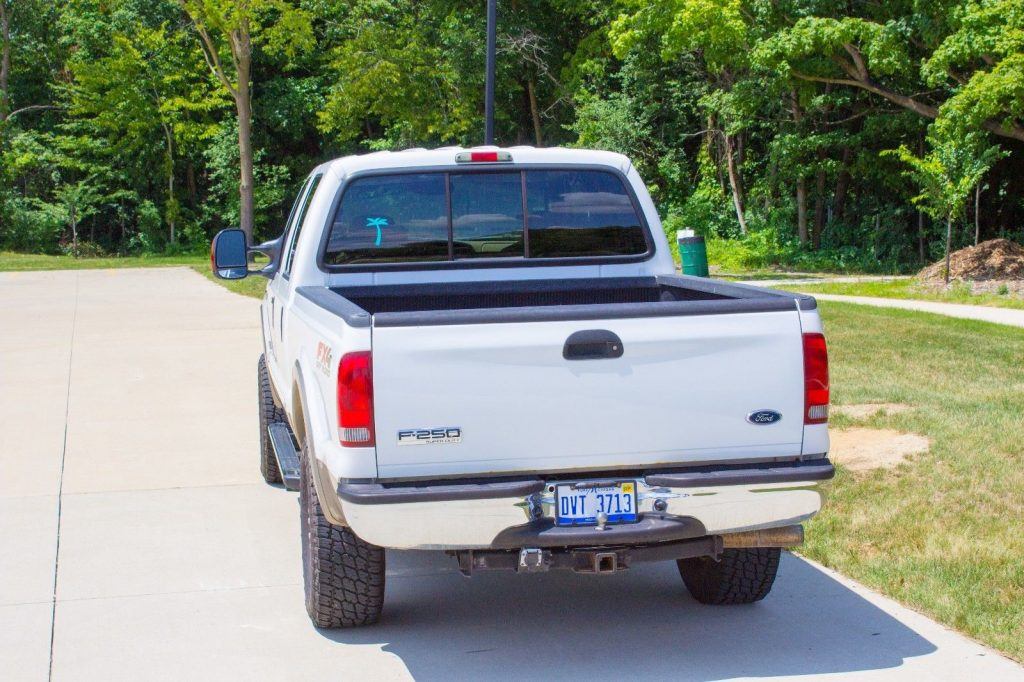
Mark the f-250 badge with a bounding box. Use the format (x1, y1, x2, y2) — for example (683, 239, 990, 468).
(397, 427, 462, 445)
(315, 341, 332, 376)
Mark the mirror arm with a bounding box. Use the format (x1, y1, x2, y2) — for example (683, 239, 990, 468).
(249, 237, 282, 279)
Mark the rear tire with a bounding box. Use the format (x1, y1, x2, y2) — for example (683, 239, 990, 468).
(300, 437, 386, 628)
(258, 355, 285, 484)
(678, 548, 781, 605)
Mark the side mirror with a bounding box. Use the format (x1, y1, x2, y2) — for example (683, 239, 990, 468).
(211, 229, 250, 280)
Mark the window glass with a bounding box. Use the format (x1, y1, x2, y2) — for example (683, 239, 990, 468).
(324, 173, 449, 265)
(525, 170, 647, 258)
(322, 169, 648, 266)
(284, 174, 322, 275)
(279, 176, 311, 260)
(450, 172, 524, 258)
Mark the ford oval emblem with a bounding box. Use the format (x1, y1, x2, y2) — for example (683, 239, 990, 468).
(747, 410, 782, 425)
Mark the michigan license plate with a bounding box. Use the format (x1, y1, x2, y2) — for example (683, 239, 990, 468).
(555, 481, 638, 526)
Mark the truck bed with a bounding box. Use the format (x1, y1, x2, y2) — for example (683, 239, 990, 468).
(295, 275, 816, 480)
(308, 276, 814, 328)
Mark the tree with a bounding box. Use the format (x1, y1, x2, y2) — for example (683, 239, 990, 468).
(176, 0, 312, 241)
(759, 3, 1024, 143)
(887, 133, 1003, 283)
(68, 23, 223, 245)
(1, 0, 9, 120)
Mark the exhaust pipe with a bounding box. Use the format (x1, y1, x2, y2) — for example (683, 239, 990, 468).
(721, 525, 804, 549)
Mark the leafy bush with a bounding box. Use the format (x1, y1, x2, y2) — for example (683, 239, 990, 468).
(60, 241, 108, 258)
(0, 197, 66, 253)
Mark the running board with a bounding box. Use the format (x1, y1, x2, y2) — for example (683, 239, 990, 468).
(268, 422, 301, 491)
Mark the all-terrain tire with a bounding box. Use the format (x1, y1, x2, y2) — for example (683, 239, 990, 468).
(258, 354, 286, 484)
(300, 438, 385, 628)
(678, 548, 781, 605)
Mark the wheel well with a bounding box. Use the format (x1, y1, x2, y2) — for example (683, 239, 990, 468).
(290, 381, 307, 446)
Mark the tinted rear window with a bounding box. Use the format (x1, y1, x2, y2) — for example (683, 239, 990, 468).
(323, 169, 647, 266)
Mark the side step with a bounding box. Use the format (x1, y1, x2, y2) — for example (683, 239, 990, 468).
(267, 422, 301, 491)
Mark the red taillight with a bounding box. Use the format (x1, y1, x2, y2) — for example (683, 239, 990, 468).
(803, 333, 829, 424)
(337, 351, 374, 446)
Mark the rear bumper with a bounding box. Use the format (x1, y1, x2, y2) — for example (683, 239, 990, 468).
(337, 460, 833, 550)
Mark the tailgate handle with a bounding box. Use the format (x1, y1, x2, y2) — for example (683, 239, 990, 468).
(563, 330, 624, 360)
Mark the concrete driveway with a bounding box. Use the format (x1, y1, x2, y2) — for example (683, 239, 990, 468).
(2, 267, 1021, 681)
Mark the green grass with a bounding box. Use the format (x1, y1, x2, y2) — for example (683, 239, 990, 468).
(803, 301, 1024, 660)
(0, 251, 208, 271)
(190, 265, 268, 298)
(0, 250, 271, 298)
(782, 278, 1024, 310)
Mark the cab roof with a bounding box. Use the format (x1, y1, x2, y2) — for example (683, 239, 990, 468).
(315, 146, 633, 182)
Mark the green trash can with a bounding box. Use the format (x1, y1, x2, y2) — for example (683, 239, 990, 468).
(677, 230, 709, 277)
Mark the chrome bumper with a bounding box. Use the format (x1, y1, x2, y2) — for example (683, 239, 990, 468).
(337, 460, 832, 550)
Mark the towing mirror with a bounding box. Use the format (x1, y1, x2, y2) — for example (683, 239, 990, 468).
(210, 229, 284, 280)
(211, 229, 250, 280)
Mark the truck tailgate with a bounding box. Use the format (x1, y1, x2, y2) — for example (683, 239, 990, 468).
(370, 310, 805, 479)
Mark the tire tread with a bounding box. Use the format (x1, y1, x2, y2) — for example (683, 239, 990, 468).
(678, 548, 781, 605)
(301, 442, 385, 628)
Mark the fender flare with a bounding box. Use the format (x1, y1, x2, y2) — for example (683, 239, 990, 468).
(292, 360, 348, 526)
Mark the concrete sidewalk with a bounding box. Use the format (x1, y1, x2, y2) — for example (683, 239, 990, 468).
(2, 266, 1021, 681)
(805, 293, 1024, 328)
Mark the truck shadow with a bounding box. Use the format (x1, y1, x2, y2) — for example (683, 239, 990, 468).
(319, 550, 936, 680)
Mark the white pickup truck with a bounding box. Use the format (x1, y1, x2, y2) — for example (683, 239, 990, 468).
(211, 146, 832, 629)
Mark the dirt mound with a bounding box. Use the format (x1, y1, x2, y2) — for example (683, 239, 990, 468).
(919, 239, 1024, 282)
(830, 428, 929, 472)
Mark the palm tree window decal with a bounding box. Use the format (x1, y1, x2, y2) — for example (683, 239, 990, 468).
(365, 217, 388, 246)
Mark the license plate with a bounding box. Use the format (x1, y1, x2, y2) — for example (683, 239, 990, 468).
(555, 481, 638, 526)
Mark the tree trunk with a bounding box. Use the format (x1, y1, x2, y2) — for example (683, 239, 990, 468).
(0, 0, 9, 121)
(918, 210, 925, 263)
(944, 213, 953, 285)
(70, 206, 78, 257)
(833, 147, 852, 220)
(186, 162, 197, 209)
(707, 116, 726, 194)
(526, 78, 542, 146)
(162, 123, 175, 244)
(974, 184, 980, 246)
(235, 34, 254, 242)
(796, 178, 808, 245)
(723, 134, 748, 234)
(765, 158, 777, 211)
(812, 160, 827, 249)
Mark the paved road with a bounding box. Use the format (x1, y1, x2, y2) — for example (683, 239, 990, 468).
(3, 267, 1022, 681)
(800, 293, 1024, 328)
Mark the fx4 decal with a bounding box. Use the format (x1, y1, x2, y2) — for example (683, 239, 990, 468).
(315, 341, 333, 377)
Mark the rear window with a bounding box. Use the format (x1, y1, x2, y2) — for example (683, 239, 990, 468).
(323, 169, 647, 266)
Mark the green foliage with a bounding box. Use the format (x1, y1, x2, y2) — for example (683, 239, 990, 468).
(0, 0, 1022, 271)
(886, 132, 1004, 222)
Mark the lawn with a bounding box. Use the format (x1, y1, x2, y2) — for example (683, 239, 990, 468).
(804, 301, 1024, 660)
(0, 250, 271, 298)
(0, 251, 208, 271)
(783, 278, 1024, 310)
(190, 265, 269, 298)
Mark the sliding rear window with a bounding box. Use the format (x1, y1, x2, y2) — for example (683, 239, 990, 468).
(323, 169, 648, 266)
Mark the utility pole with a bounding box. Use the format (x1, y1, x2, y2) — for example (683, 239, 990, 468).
(484, 0, 496, 145)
